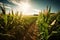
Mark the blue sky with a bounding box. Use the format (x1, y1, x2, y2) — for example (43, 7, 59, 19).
(31, 0, 60, 12)
(0, 0, 60, 15)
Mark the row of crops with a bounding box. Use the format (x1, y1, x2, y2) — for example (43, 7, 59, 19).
(0, 4, 38, 40)
(0, 12, 38, 40)
(36, 6, 60, 40)
(0, 4, 60, 40)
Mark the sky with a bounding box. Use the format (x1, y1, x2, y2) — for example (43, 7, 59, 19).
(0, 0, 60, 15)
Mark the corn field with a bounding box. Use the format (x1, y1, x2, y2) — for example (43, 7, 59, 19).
(0, 4, 60, 40)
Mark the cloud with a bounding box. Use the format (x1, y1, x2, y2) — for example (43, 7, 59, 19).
(0, 2, 3, 4)
(0, 2, 11, 9)
(33, 9, 41, 12)
(7, 0, 20, 6)
(5, 6, 11, 9)
(7, 0, 31, 5)
(0, 2, 3, 7)
(6, 0, 40, 15)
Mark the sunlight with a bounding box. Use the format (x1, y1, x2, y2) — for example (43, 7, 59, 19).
(20, 2, 31, 13)
(16, 2, 31, 15)
(13, 1, 40, 15)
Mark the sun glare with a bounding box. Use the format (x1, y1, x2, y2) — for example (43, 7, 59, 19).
(15, 2, 39, 15)
(21, 2, 31, 12)
(17, 2, 31, 15)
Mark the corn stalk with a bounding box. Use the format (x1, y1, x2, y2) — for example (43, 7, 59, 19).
(37, 6, 51, 40)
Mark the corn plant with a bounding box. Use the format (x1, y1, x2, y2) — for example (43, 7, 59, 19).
(0, 4, 8, 32)
(36, 6, 52, 40)
(0, 4, 38, 40)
